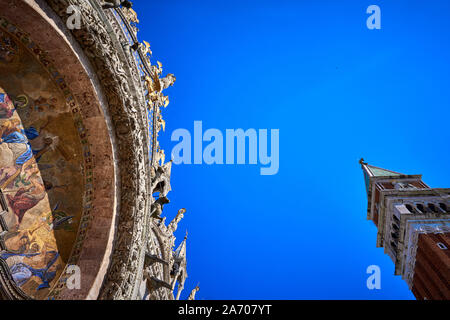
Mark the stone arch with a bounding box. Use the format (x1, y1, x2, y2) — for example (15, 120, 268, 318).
(43, 0, 154, 300)
(0, 0, 124, 299)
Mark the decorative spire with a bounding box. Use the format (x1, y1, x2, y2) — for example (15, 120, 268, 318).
(188, 284, 200, 300)
(360, 158, 405, 177)
(174, 231, 187, 260)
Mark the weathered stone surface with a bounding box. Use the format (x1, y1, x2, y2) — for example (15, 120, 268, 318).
(0, 0, 197, 300)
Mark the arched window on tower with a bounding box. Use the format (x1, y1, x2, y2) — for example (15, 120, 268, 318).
(394, 182, 417, 190)
(437, 242, 448, 250)
(393, 214, 400, 223)
(390, 241, 398, 251)
(427, 203, 438, 213)
(394, 182, 406, 190)
(405, 204, 415, 214)
(416, 203, 425, 214)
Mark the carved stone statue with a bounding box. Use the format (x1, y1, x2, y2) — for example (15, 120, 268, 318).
(160, 74, 176, 91)
(123, 8, 139, 24)
(102, 0, 133, 9)
(157, 113, 166, 132)
(150, 196, 170, 220)
(142, 41, 152, 56)
(168, 208, 186, 234)
(151, 161, 172, 196)
(156, 149, 165, 165)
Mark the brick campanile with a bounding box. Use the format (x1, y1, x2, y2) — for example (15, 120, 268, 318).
(360, 159, 449, 300)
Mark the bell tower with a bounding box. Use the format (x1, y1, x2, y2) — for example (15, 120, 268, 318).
(360, 159, 450, 300)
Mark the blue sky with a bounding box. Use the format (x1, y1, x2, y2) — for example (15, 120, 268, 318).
(134, 0, 450, 299)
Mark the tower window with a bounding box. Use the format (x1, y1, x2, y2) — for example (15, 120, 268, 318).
(394, 182, 403, 190)
(437, 242, 448, 250)
(439, 203, 447, 212)
(405, 204, 414, 213)
(427, 203, 438, 213)
(390, 241, 397, 249)
(416, 204, 425, 214)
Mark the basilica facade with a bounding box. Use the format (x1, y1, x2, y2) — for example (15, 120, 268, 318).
(0, 0, 196, 300)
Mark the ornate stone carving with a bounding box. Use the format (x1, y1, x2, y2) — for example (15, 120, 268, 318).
(45, 0, 151, 299)
(40, 0, 196, 300)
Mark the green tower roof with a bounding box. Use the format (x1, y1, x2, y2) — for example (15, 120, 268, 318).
(366, 165, 403, 177)
(359, 159, 405, 196)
